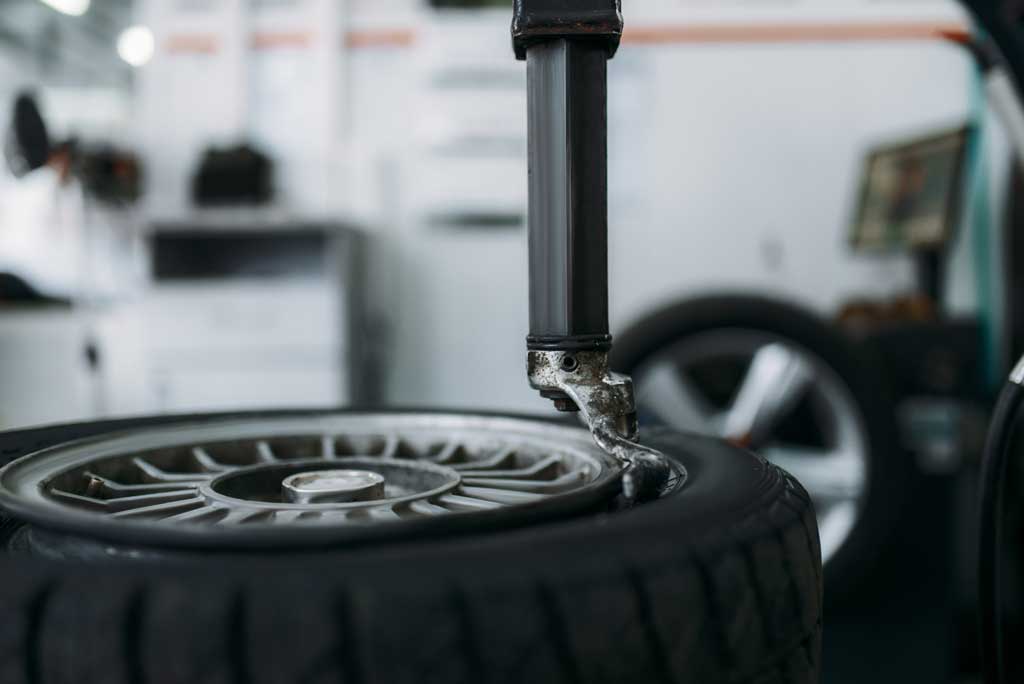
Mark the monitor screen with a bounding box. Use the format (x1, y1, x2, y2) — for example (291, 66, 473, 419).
(851, 127, 969, 252)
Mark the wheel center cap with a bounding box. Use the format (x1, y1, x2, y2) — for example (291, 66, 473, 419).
(282, 469, 386, 504)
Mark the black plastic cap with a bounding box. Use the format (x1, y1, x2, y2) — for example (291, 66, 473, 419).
(512, 0, 623, 60)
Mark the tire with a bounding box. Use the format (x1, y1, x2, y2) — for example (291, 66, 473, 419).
(0, 414, 821, 684)
(612, 294, 905, 600)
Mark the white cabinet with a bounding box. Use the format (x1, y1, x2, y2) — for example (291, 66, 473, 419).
(101, 221, 367, 416)
(0, 310, 95, 429)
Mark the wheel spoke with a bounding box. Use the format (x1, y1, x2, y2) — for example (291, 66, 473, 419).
(81, 472, 193, 494)
(433, 442, 465, 465)
(162, 505, 226, 523)
(457, 455, 560, 479)
(219, 509, 270, 525)
(637, 361, 712, 431)
(317, 510, 355, 522)
(378, 436, 402, 459)
(191, 447, 234, 472)
(721, 343, 813, 445)
(460, 486, 548, 504)
(255, 441, 277, 463)
(461, 470, 584, 493)
(451, 447, 517, 472)
(109, 496, 206, 519)
(367, 506, 402, 521)
(272, 510, 305, 524)
(438, 493, 503, 510)
(50, 488, 199, 512)
(408, 499, 450, 516)
(132, 457, 210, 483)
(98, 489, 200, 512)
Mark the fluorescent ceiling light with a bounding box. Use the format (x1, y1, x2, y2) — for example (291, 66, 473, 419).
(38, 0, 90, 16)
(117, 26, 155, 68)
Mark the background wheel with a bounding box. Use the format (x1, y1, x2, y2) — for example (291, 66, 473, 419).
(0, 411, 821, 683)
(613, 294, 905, 596)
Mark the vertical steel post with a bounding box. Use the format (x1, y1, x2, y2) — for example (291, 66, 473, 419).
(514, 0, 623, 358)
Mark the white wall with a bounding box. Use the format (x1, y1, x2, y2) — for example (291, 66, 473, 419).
(136, 0, 353, 219)
(137, 0, 249, 218)
(609, 38, 970, 322)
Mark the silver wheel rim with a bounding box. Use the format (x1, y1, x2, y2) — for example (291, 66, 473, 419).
(0, 413, 625, 548)
(634, 329, 868, 565)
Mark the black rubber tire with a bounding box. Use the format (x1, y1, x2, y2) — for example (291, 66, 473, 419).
(611, 294, 906, 601)
(0, 413, 821, 684)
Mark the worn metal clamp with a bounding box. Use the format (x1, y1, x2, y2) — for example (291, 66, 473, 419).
(528, 350, 673, 501)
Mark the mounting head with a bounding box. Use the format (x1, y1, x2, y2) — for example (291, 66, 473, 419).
(527, 349, 671, 501)
(512, 0, 624, 60)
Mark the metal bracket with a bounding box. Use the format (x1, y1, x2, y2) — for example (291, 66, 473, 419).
(528, 350, 672, 501)
(511, 0, 624, 60)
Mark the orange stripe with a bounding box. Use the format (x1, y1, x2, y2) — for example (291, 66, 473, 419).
(345, 28, 416, 49)
(165, 34, 219, 55)
(252, 31, 314, 49)
(622, 22, 970, 45)
(166, 21, 970, 57)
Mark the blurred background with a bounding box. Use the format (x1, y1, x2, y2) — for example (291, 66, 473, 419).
(0, 0, 1017, 681)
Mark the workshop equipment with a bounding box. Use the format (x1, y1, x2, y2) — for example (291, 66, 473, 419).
(515, 0, 670, 499)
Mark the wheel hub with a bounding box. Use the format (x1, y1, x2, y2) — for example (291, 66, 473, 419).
(200, 457, 461, 514)
(281, 469, 387, 504)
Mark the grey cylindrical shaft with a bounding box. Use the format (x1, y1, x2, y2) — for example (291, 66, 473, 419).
(526, 40, 611, 352)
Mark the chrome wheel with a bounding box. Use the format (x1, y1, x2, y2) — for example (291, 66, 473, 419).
(0, 413, 627, 549)
(634, 330, 868, 565)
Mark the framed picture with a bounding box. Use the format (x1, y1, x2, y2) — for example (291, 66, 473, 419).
(851, 127, 969, 252)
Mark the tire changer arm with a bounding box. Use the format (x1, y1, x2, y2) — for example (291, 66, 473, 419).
(512, 0, 671, 500)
